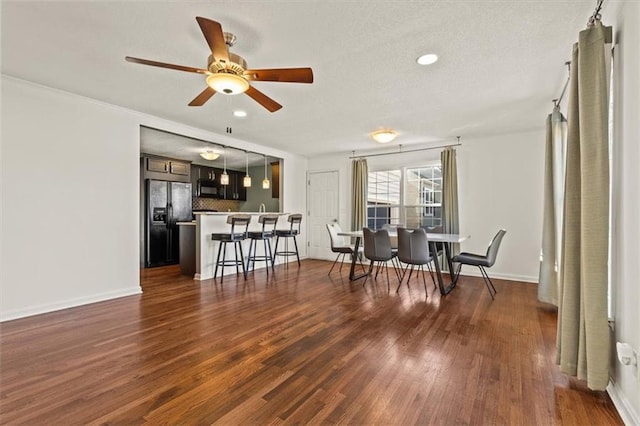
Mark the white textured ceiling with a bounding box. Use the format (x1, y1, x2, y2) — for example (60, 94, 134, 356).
(1, 1, 595, 158)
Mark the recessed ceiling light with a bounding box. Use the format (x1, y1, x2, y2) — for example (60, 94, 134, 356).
(233, 110, 247, 118)
(417, 53, 438, 65)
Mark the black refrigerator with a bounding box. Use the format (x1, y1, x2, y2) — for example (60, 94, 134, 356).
(145, 179, 192, 267)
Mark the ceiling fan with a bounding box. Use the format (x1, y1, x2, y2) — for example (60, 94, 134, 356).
(125, 17, 313, 112)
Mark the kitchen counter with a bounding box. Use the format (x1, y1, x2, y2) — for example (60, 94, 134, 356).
(193, 212, 291, 281)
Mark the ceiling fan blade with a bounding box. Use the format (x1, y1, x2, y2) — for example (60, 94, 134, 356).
(188, 87, 216, 106)
(125, 56, 208, 74)
(196, 17, 229, 63)
(244, 68, 314, 83)
(245, 86, 282, 112)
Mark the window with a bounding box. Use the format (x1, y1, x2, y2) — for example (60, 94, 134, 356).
(367, 170, 401, 229)
(366, 164, 441, 230)
(404, 166, 442, 229)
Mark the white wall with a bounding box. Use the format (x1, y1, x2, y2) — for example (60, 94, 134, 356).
(606, 1, 640, 423)
(308, 129, 545, 282)
(0, 76, 308, 321)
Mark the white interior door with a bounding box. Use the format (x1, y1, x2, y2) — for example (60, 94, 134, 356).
(307, 170, 339, 260)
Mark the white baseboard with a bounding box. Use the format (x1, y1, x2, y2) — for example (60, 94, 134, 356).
(607, 381, 640, 426)
(0, 287, 142, 322)
(456, 268, 539, 283)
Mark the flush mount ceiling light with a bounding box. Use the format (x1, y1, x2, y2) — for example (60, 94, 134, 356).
(417, 53, 438, 65)
(200, 150, 220, 160)
(205, 73, 250, 95)
(233, 110, 247, 118)
(371, 129, 398, 144)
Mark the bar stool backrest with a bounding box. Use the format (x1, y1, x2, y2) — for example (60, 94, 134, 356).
(227, 214, 251, 235)
(287, 214, 303, 234)
(258, 214, 279, 234)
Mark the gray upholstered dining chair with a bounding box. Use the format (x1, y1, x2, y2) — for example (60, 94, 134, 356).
(362, 228, 400, 291)
(452, 229, 506, 300)
(326, 222, 364, 275)
(396, 227, 436, 294)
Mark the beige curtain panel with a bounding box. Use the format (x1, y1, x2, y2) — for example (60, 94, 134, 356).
(556, 21, 612, 391)
(538, 107, 567, 306)
(351, 159, 368, 231)
(441, 147, 460, 257)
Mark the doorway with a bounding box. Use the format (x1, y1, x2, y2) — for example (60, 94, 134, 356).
(307, 170, 339, 260)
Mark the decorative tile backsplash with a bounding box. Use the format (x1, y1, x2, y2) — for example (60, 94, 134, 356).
(193, 198, 242, 212)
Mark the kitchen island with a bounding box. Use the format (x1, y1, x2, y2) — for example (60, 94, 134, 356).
(192, 212, 291, 280)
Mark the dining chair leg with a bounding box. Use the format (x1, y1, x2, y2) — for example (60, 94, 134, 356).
(363, 261, 375, 287)
(427, 263, 437, 289)
(405, 266, 415, 289)
(385, 262, 390, 293)
(478, 266, 497, 299)
(329, 253, 341, 275)
(419, 265, 427, 294)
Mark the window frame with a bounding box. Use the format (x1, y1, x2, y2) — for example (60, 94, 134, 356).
(366, 161, 442, 230)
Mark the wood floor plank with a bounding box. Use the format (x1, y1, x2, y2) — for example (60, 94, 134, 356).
(0, 260, 623, 425)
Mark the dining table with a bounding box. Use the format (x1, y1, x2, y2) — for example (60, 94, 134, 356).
(337, 229, 470, 295)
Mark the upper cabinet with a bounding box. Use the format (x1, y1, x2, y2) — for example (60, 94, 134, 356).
(218, 170, 246, 201)
(142, 156, 190, 183)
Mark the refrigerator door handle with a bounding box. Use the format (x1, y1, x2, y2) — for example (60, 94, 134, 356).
(167, 203, 173, 228)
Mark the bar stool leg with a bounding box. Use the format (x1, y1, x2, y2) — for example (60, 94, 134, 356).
(272, 236, 280, 267)
(214, 241, 223, 279)
(293, 236, 300, 266)
(263, 239, 270, 275)
(246, 239, 254, 272)
(238, 241, 247, 279)
(221, 241, 228, 283)
(267, 238, 275, 270)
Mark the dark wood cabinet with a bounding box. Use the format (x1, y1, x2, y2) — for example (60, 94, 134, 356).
(218, 170, 246, 201)
(190, 165, 247, 201)
(191, 165, 222, 198)
(142, 157, 190, 183)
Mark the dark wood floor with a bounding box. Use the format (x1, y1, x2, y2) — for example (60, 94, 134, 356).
(0, 260, 622, 425)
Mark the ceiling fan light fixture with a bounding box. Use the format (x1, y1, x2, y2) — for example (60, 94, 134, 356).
(371, 129, 398, 144)
(200, 150, 220, 160)
(233, 110, 247, 118)
(206, 73, 249, 95)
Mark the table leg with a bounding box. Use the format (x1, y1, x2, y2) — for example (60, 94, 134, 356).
(430, 241, 458, 295)
(348, 237, 369, 281)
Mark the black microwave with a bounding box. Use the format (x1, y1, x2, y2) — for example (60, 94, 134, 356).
(197, 179, 218, 198)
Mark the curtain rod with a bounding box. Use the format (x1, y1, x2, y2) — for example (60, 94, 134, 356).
(349, 138, 461, 159)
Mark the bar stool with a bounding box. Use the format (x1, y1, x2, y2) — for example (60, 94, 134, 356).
(272, 213, 302, 267)
(246, 214, 279, 274)
(211, 214, 251, 282)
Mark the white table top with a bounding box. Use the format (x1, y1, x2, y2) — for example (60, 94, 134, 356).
(337, 230, 469, 244)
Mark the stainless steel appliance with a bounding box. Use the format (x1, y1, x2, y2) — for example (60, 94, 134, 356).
(145, 179, 192, 267)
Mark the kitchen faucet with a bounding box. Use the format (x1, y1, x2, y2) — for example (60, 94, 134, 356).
(259, 203, 266, 213)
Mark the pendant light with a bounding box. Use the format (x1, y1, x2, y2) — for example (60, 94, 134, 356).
(220, 147, 229, 185)
(262, 155, 270, 189)
(243, 151, 251, 187)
